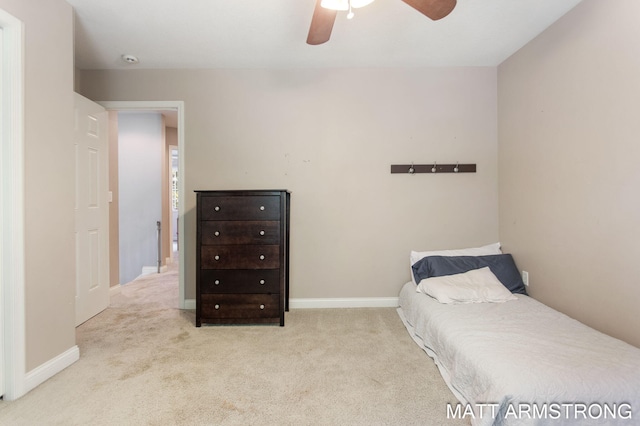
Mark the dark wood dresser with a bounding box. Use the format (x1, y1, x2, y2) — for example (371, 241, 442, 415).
(195, 190, 290, 326)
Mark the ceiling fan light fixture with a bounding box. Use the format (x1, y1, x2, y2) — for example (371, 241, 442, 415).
(321, 0, 374, 11)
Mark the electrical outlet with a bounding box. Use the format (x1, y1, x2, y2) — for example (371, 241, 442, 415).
(522, 271, 529, 286)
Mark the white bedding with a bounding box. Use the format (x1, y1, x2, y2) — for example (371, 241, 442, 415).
(398, 281, 640, 426)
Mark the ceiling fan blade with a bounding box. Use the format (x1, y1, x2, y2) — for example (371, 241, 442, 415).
(307, 0, 338, 45)
(401, 0, 456, 20)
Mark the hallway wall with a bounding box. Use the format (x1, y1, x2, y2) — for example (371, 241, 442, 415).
(118, 112, 165, 284)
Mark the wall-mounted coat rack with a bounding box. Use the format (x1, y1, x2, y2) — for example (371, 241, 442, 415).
(390, 163, 476, 174)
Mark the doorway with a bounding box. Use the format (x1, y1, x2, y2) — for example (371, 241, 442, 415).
(170, 145, 179, 255)
(100, 101, 186, 308)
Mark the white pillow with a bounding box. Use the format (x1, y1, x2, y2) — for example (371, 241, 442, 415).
(409, 242, 502, 285)
(417, 267, 517, 304)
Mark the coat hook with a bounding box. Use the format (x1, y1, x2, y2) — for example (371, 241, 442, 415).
(454, 162, 459, 173)
(408, 163, 415, 174)
(431, 162, 437, 173)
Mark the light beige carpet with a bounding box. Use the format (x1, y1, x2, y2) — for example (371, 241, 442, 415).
(0, 262, 467, 425)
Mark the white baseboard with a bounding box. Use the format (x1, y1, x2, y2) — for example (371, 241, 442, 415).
(290, 297, 399, 309)
(25, 345, 79, 394)
(140, 266, 156, 276)
(140, 265, 167, 277)
(109, 284, 121, 297)
(182, 297, 398, 310)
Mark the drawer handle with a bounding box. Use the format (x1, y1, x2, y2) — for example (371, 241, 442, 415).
(214, 304, 220, 310)
(259, 279, 265, 285)
(214, 255, 220, 261)
(259, 230, 265, 236)
(260, 304, 265, 310)
(259, 255, 265, 260)
(214, 280, 220, 285)
(259, 206, 265, 211)
(214, 206, 220, 212)
(214, 231, 220, 237)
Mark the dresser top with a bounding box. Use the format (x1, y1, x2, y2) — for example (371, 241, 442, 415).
(195, 189, 290, 194)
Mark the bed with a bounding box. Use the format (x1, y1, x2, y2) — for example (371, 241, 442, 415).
(397, 244, 640, 426)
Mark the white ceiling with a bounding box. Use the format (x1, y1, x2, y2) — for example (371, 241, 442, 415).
(67, 0, 583, 70)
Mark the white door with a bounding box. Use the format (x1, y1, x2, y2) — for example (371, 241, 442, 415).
(74, 93, 109, 326)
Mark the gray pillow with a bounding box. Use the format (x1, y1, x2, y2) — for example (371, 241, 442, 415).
(411, 254, 527, 295)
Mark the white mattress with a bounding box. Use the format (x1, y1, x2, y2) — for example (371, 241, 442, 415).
(397, 281, 640, 426)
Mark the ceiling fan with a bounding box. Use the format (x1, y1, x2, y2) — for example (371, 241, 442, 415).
(306, 0, 457, 45)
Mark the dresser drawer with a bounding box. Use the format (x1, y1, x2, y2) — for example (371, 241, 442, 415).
(200, 196, 281, 221)
(201, 220, 280, 245)
(200, 269, 280, 294)
(200, 246, 280, 269)
(200, 294, 280, 319)
(201, 245, 280, 269)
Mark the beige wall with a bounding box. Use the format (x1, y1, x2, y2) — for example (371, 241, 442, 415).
(79, 68, 500, 300)
(498, 0, 640, 347)
(0, 0, 76, 369)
